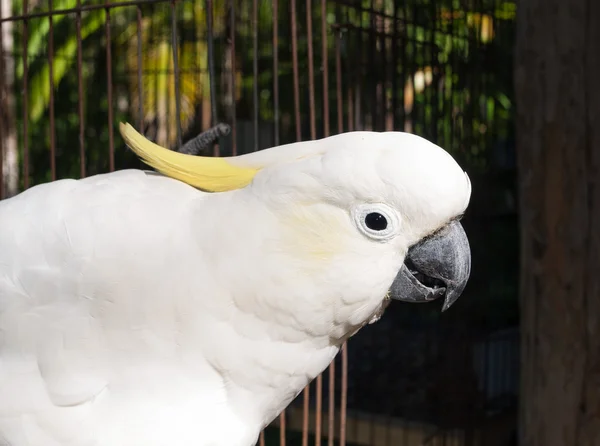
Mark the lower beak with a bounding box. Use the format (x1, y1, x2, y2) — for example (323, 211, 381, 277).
(388, 220, 471, 311)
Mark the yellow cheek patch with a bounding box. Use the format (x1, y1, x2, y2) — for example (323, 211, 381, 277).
(119, 122, 259, 192)
(279, 204, 350, 264)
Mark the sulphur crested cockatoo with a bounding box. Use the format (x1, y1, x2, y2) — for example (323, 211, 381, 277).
(0, 123, 471, 446)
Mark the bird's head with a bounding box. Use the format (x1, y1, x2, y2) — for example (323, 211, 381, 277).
(120, 124, 471, 336)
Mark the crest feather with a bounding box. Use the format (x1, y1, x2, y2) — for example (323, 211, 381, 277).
(119, 123, 259, 192)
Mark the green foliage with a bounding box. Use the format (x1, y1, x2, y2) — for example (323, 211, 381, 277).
(11, 0, 515, 165)
(26, 10, 106, 122)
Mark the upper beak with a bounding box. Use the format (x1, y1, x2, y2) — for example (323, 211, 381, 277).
(388, 220, 471, 311)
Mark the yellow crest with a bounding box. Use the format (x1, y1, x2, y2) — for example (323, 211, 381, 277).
(119, 122, 259, 192)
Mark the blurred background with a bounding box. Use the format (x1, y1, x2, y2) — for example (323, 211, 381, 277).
(0, 0, 595, 445)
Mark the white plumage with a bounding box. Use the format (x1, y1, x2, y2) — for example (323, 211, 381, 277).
(0, 129, 471, 446)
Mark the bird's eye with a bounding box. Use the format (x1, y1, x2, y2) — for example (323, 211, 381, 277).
(365, 212, 388, 231)
(352, 203, 399, 241)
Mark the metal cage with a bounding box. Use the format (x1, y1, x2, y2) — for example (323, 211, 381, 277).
(0, 0, 518, 445)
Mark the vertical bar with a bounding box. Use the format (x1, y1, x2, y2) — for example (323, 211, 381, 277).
(410, 0, 419, 135)
(170, 0, 182, 148)
(306, 0, 320, 443)
(272, 0, 279, 146)
(279, 410, 286, 446)
(380, 0, 390, 131)
(206, 0, 217, 126)
(205, 0, 218, 155)
(321, 0, 329, 138)
(76, 0, 85, 178)
(327, 362, 335, 446)
(321, 3, 334, 444)
(0, 0, 4, 198)
(401, 0, 408, 131)
(335, 28, 343, 135)
(229, 0, 237, 155)
(468, 0, 476, 156)
(149, 2, 159, 148)
(272, 0, 285, 438)
(334, 16, 346, 446)
(463, 0, 473, 154)
(165, 4, 172, 147)
(488, 8, 497, 154)
(291, 0, 308, 443)
(340, 342, 348, 446)
(1, 0, 18, 196)
(429, 0, 438, 142)
(48, 0, 56, 180)
(402, 0, 412, 133)
(137, 6, 144, 132)
(347, 84, 354, 132)
(316, 368, 323, 446)
(252, 0, 258, 152)
(368, 0, 377, 130)
(317, 6, 335, 446)
(391, 0, 400, 130)
(475, 0, 484, 156)
(441, 6, 450, 151)
(346, 5, 354, 133)
(105, 6, 114, 172)
(290, 0, 301, 141)
(303, 388, 311, 443)
(450, 0, 457, 152)
(280, 404, 287, 444)
(22, 0, 30, 189)
(306, 0, 316, 140)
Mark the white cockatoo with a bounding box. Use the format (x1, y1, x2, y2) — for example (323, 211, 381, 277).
(0, 123, 471, 446)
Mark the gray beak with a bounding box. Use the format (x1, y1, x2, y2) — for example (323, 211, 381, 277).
(388, 220, 471, 311)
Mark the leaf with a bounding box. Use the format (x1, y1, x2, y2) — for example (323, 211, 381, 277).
(16, 0, 88, 78)
(27, 10, 105, 122)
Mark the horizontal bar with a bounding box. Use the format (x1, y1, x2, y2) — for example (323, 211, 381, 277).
(331, 22, 445, 49)
(0, 0, 169, 23)
(331, 21, 482, 46)
(331, 0, 497, 22)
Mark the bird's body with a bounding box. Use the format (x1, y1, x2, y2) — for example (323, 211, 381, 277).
(0, 170, 341, 445)
(0, 129, 472, 446)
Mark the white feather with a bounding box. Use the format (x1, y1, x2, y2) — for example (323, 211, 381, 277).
(0, 131, 470, 446)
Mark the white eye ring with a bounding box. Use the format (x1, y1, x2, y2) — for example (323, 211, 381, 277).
(351, 203, 400, 242)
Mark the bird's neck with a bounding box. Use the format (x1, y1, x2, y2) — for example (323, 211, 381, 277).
(220, 328, 340, 429)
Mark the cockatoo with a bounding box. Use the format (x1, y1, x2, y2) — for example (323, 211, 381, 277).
(0, 124, 471, 446)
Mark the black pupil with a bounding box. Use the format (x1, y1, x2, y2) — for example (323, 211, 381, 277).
(365, 212, 388, 231)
